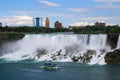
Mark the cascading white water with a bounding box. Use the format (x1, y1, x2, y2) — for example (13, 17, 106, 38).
(0, 33, 110, 65)
(117, 35, 120, 49)
(87, 34, 107, 65)
(0, 34, 80, 60)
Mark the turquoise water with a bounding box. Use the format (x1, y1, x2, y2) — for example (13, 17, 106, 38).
(0, 60, 120, 80)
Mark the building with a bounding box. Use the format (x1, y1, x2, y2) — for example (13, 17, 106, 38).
(54, 21, 62, 28)
(45, 17, 50, 28)
(33, 17, 43, 27)
(0, 22, 2, 27)
(95, 22, 106, 27)
(35, 17, 40, 27)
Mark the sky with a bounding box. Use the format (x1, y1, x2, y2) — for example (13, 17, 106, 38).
(0, 0, 120, 27)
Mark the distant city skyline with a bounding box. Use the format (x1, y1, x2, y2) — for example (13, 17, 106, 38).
(0, 0, 120, 27)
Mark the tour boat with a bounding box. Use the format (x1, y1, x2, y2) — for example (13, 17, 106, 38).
(41, 63, 60, 70)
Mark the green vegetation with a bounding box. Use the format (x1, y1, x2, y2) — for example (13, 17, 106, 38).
(0, 32, 25, 41)
(73, 25, 120, 34)
(0, 26, 69, 34)
(0, 25, 120, 34)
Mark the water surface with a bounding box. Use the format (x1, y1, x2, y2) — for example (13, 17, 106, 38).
(0, 61, 120, 80)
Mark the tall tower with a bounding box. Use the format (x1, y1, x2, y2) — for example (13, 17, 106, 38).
(45, 17, 49, 28)
(33, 17, 43, 27)
(36, 17, 40, 27)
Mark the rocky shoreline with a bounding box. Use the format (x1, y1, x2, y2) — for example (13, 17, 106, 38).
(105, 49, 120, 64)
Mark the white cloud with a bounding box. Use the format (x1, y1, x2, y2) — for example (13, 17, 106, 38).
(81, 16, 112, 21)
(94, 0, 120, 3)
(96, 4, 120, 8)
(94, 0, 120, 9)
(38, 0, 60, 7)
(66, 8, 89, 12)
(0, 15, 33, 26)
(50, 13, 74, 17)
(10, 11, 29, 14)
(70, 22, 93, 27)
(70, 21, 119, 27)
(70, 16, 120, 26)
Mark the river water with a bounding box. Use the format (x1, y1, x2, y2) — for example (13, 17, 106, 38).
(0, 61, 120, 80)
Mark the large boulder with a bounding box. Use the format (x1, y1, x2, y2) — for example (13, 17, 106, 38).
(36, 49, 47, 58)
(105, 49, 120, 64)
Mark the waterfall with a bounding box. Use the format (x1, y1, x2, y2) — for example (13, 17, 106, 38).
(0, 33, 110, 64)
(117, 35, 120, 49)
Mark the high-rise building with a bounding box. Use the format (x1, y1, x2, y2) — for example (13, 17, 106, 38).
(45, 17, 49, 28)
(0, 22, 2, 27)
(54, 21, 62, 28)
(36, 17, 40, 27)
(95, 22, 106, 27)
(33, 17, 43, 27)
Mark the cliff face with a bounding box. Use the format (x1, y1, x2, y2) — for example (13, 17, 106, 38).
(0, 33, 25, 41)
(105, 49, 120, 64)
(106, 34, 119, 49)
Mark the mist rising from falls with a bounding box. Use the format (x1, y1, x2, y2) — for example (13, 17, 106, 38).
(0, 33, 114, 65)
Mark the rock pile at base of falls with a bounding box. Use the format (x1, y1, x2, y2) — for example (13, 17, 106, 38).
(71, 50, 97, 63)
(105, 49, 120, 64)
(21, 49, 104, 63)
